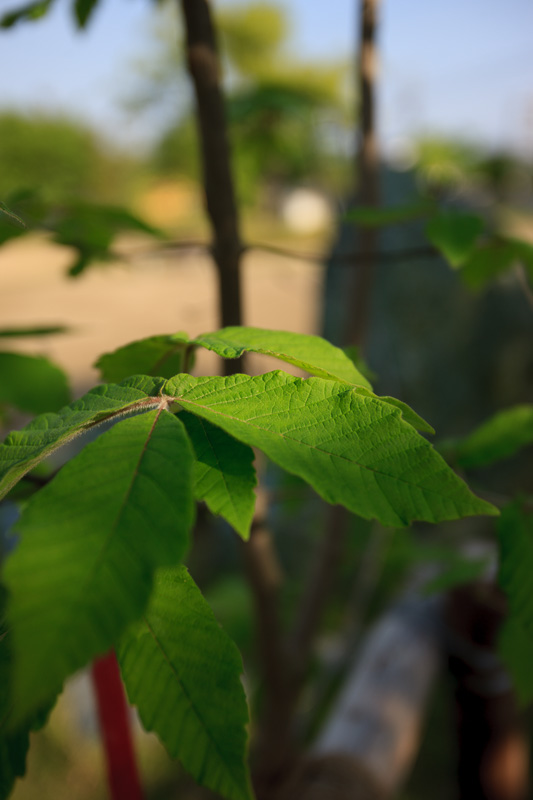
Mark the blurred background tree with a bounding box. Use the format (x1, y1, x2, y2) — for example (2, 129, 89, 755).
(0, 112, 136, 205)
(131, 1, 351, 205)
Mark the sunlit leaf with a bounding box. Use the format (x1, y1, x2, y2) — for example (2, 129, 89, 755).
(4, 410, 195, 724)
(193, 326, 372, 388)
(119, 567, 252, 800)
(164, 372, 497, 527)
(0, 376, 164, 501)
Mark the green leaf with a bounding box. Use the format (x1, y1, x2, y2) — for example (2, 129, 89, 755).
(0, 326, 67, 338)
(499, 614, 533, 706)
(426, 211, 484, 267)
(423, 556, 488, 594)
(0, 596, 29, 799)
(98, 327, 372, 388)
(119, 567, 252, 800)
(0, 590, 55, 799)
(345, 198, 433, 227)
(0, 202, 27, 230)
(180, 411, 256, 539)
(0, 0, 53, 27)
(74, 0, 98, 27)
(194, 326, 372, 388)
(354, 387, 435, 434)
(96, 334, 191, 383)
(165, 372, 497, 527)
(497, 503, 533, 704)
(4, 410, 195, 724)
(0, 352, 70, 415)
(455, 405, 533, 469)
(460, 240, 517, 288)
(0, 376, 164, 501)
(51, 203, 164, 277)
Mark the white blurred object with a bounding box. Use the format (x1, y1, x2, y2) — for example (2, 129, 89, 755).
(281, 188, 334, 234)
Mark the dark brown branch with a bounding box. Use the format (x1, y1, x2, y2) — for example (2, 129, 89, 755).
(287, 505, 349, 689)
(179, 0, 244, 349)
(241, 496, 295, 787)
(346, 0, 380, 348)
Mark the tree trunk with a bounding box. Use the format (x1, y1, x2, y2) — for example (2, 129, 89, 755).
(179, 0, 243, 356)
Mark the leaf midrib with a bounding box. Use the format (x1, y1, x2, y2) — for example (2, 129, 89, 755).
(141, 614, 247, 799)
(22, 408, 165, 676)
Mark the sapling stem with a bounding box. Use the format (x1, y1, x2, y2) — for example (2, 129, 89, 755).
(91, 650, 144, 800)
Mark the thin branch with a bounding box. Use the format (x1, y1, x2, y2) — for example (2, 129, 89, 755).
(287, 505, 349, 689)
(129, 239, 439, 267)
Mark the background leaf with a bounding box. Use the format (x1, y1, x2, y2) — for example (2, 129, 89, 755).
(73, 0, 98, 28)
(499, 614, 533, 707)
(119, 566, 252, 800)
(96, 334, 190, 383)
(165, 372, 497, 527)
(426, 211, 484, 267)
(4, 410, 195, 723)
(180, 411, 256, 539)
(0, 201, 27, 229)
(345, 198, 433, 227)
(454, 405, 533, 469)
(497, 503, 533, 704)
(0, 352, 70, 415)
(0, 326, 67, 339)
(0, 0, 53, 28)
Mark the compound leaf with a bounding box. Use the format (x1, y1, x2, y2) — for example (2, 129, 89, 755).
(4, 410, 195, 724)
(164, 372, 497, 527)
(119, 566, 252, 800)
(180, 411, 256, 539)
(0, 376, 164, 501)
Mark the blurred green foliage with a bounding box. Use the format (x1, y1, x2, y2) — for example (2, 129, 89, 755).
(136, 1, 351, 202)
(0, 113, 136, 205)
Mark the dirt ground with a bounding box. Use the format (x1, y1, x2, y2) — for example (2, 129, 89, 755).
(0, 233, 326, 395)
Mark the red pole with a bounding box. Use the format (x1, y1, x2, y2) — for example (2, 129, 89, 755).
(91, 651, 144, 800)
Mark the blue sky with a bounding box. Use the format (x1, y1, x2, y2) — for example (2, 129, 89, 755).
(1, 0, 532, 157)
